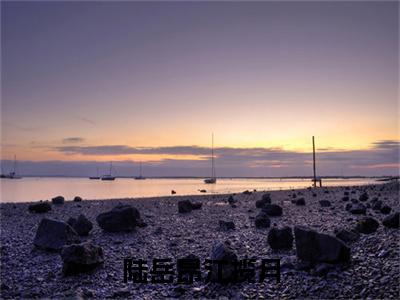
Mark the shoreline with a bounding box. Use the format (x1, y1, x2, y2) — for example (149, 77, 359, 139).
(1, 182, 399, 299)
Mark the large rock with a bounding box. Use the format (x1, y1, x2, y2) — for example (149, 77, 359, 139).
(267, 226, 293, 250)
(52, 196, 65, 205)
(382, 212, 399, 229)
(61, 242, 104, 276)
(73, 196, 82, 202)
(295, 198, 306, 206)
(96, 204, 142, 232)
(255, 212, 271, 229)
(355, 217, 379, 234)
(256, 194, 271, 208)
(335, 229, 360, 244)
(294, 226, 350, 263)
(319, 200, 331, 207)
(34, 218, 79, 251)
(359, 192, 369, 202)
(380, 205, 392, 215)
(262, 204, 283, 216)
(372, 200, 383, 210)
(178, 200, 192, 213)
(28, 201, 51, 213)
(67, 214, 93, 236)
(209, 241, 238, 282)
(349, 203, 366, 215)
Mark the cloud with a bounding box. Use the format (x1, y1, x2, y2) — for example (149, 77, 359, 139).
(62, 137, 85, 144)
(75, 116, 96, 126)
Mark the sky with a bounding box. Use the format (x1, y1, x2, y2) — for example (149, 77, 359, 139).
(1, 1, 399, 177)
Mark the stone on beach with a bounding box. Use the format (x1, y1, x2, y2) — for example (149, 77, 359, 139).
(255, 212, 271, 228)
(295, 198, 306, 206)
(294, 226, 350, 263)
(34, 218, 79, 251)
(28, 201, 51, 213)
(382, 212, 399, 229)
(335, 229, 360, 244)
(262, 204, 283, 216)
(359, 192, 369, 202)
(67, 214, 93, 236)
(96, 204, 143, 232)
(348, 203, 366, 215)
(319, 200, 331, 207)
(73, 196, 82, 202)
(209, 241, 238, 282)
(51, 196, 65, 205)
(178, 200, 193, 213)
(355, 217, 379, 234)
(191, 202, 202, 210)
(61, 242, 104, 276)
(380, 205, 392, 214)
(219, 220, 235, 231)
(267, 226, 293, 250)
(255, 193, 271, 208)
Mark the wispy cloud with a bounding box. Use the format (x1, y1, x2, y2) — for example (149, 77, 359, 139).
(62, 137, 85, 144)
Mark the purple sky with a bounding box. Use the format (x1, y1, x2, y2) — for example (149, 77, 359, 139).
(1, 1, 399, 176)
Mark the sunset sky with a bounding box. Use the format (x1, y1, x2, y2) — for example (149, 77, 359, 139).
(1, 1, 399, 177)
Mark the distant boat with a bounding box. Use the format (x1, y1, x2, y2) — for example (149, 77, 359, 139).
(101, 162, 116, 181)
(134, 161, 146, 180)
(204, 133, 216, 184)
(2, 155, 22, 179)
(89, 167, 100, 180)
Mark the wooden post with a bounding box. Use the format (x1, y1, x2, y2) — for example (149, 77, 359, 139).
(312, 136, 316, 187)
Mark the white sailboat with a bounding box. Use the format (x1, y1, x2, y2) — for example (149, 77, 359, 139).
(134, 161, 146, 180)
(204, 133, 216, 184)
(101, 162, 116, 181)
(89, 166, 100, 180)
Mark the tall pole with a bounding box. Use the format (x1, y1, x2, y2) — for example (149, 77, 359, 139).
(312, 136, 316, 187)
(211, 133, 214, 178)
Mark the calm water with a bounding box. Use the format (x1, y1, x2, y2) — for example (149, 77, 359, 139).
(0, 177, 380, 203)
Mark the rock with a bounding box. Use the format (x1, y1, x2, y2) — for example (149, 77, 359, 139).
(262, 204, 283, 216)
(28, 201, 51, 213)
(61, 242, 104, 275)
(335, 229, 360, 244)
(73, 196, 82, 202)
(256, 194, 271, 208)
(51, 196, 65, 205)
(171, 190, 177, 195)
(199, 189, 207, 193)
(255, 212, 271, 229)
(372, 200, 382, 210)
(219, 220, 235, 231)
(96, 204, 143, 232)
(355, 217, 379, 234)
(178, 200, 193, 213)
(294, 226, 351, 263)
(227, 195, 236, 205)
(319, 200, 331, 207)
(382, 212, 399, 229)
(209, 241, 238, 282)
(359, 192, 369, 202)
(191, 202, 202, 210)
(380, 205, 392, 214)
(34, 218, 79, 251)
(243, 190, 252, 195)
(295, 198, 305, 206)
(349, 203, 366, 215)
(68, 214, 93, 236)
(342, 196, 349, 202)
(267, 226, 293, 250)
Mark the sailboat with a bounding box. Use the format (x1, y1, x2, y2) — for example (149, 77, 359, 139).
(3, 155, 22, 179)
(101, 162, 116, 181)
(89, 167, 100, 180)
(134, 161, 146, 180)
(204, 133, 216, 184)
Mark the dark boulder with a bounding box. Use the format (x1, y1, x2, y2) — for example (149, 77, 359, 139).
(34, 218, 79, 251)
(219, 220, 235, 231)
(191, 202, 202, 210)
(73, 196, 82, 202)
(178, 200, 193, 213)
(342, 196, 349, 202)
(28, 201, 51, 213)
(255, 212, 271, 229)
(359, 192, 369, 202)
(372, 200, 383, 210)
(171, 190, 177, 195)
(227, 195, 236, 205)
(335, 229, 360, 244)
(256, 195, 271, 208)
(380, 205, 392, 215)
(209, 241, 238, 282)
(294, 226, 350, 263)
(382, 212, 399, 229)
(319, 200, 331, 207)
(262, 204, 283, 216)
(267, 226, 293, 250)
(68, 214, 93, 236)
(96, 204, 142, 232)
(61, 242, 104, 276)
(52, 196, 65, 205)
(355, 217, 379, 234)
(349, 203, 366, 215)
(295, 198, 305, 206)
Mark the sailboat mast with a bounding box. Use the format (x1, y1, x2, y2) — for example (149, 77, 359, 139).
(312, 136, 316, 187)
(14, 155, 17, 173)
(109, 161, 112, 176)
(211, 133, 215, 178)
(140, 161, 142, 177)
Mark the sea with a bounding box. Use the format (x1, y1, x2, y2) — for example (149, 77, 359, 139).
(0, 177, 380, 203)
